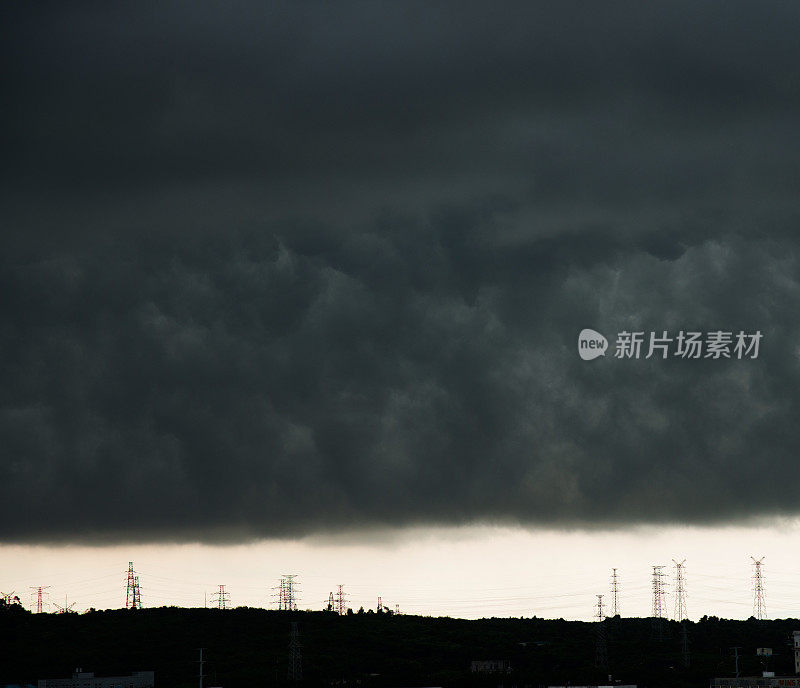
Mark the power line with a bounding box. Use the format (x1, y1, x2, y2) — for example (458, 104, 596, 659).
(5, 554, 796, 619)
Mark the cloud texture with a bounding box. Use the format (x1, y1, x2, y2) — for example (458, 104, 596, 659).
(2, 2, 800, 541)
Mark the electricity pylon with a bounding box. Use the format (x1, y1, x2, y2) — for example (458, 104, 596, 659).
(751, 557, 766, 620)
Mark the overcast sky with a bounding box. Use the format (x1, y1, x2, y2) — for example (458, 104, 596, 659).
(2, 2, 800, 547)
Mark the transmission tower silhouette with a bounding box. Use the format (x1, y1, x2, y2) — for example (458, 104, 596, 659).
(651, 565, 667, 640)
(326, 591, 334, 612)
(335, 584, 347, 615)
(611, 568, 620, 617)
(288, 622, 302, 681)
(125, 562, 142, 609)
(673, 559, 687, 621)
(212, 585, 230, 610)
(53, 595, 76, 614)
(595, 595, 609, 670)
(1, 591, 18, 605)
(285, 575, 299, 610)
(276, 579, 286, 609)
(681, 621, 691, 667)
(275, 575, 299, 610)
(751, 556, 767, 620)
(30, 586, 50, 613)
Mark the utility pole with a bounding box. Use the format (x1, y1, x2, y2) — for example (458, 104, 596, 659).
(731, 646, 742, 677)
(30, 586, 50, 613)
(213, 585, 230, 610)
(288, 622, 302, 681)
(673, 559, 687, 621)
(752, 557, 767, 620)
(651, 565, 666, 640)
(611, 568, 620, 617)
(197, 648, 205, 688)
(335, 584, 347, 615)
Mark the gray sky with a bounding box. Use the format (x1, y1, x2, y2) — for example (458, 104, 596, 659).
(2, 2, 800, 543)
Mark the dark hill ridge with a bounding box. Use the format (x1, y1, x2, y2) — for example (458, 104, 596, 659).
(1, 604, 798, 688)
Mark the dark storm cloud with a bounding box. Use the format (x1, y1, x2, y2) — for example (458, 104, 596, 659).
(2, 2, 800, 542)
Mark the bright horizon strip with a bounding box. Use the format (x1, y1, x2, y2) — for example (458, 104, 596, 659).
(2, 522, 800, 621)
